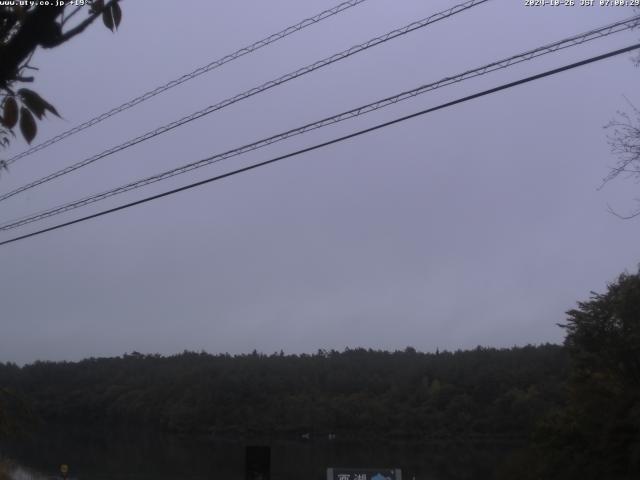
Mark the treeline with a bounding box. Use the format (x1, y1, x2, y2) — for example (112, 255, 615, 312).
(0, 344, 567, 438)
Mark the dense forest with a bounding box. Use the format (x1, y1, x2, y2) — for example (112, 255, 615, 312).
(0, 344, 567, 438)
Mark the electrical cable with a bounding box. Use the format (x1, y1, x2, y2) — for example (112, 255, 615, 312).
(3, 0, 371, 166)
(1, 42, 638, 247)
(2, 15, 638, 231)
(0, 0, 490, 203)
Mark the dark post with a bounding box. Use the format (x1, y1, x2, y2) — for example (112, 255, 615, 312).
(245, 445, 270, 480)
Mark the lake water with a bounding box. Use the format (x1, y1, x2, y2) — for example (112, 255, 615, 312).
(1, 426, 523, 480)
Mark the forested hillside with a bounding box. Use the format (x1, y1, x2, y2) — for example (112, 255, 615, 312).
(0, 345, 567, 438)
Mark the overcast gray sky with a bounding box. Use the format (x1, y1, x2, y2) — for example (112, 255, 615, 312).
(1, 0, 639, 365)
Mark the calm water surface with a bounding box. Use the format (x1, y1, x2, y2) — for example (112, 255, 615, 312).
(1, 426, 523, 480)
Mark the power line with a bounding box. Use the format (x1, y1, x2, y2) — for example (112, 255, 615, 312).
(2, 15, 638, 231)
(3, 0, 370, 166)
(0, 0, 490, 204)
(1, 42, 638, 248)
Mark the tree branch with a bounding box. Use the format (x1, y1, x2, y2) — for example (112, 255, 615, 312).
(0, 6, 63, 87)
(607, 203, 640, 220)
(60, 5, 83, 27)
(52, 0, 120, 47)
(0, 1, 120, 86)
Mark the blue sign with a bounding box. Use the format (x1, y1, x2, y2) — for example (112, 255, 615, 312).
(327, 468, 401, 480)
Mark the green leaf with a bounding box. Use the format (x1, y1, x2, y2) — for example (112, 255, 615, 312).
(18, 88, 45, 119)
(102, 7, 114, 31)
(19, 107, 36, 144)
(112, 2, 122, 29)
(3, 97, 18, 129)
(90, 0, 104, 14)
(44, 101, 60, 118)
(18, 88, 60, 119)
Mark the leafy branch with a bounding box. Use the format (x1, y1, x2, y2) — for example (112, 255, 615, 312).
(0, 1, 122, 150)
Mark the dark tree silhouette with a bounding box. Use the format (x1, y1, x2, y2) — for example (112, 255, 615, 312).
(0, 0, 122, 160)
(529, 268, 640, 480)
(0, 345, 568, 439)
